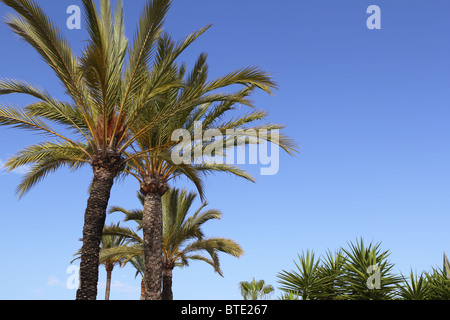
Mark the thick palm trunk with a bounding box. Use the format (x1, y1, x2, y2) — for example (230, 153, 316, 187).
(162, 267, 173, 300)
(76, 167, 116, 300)
(142, 191, 163, 300)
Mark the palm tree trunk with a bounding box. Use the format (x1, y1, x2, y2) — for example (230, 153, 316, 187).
(140, 278, 145, 300)
(76, 167, 116, 300)
(142, 191, 163, 300)
(105, 264, 114, 300)
(162, 267, 173, 300)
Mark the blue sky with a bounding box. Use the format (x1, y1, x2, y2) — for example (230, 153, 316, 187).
(1, 0, 450, 300)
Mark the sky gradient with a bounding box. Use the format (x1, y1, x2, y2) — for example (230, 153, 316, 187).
(1, 0, 450, 300)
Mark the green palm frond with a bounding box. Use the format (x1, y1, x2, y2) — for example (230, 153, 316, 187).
(205, 67, 277, 95)
(2, 0, 83, 104)
(5, 140, 91, 198)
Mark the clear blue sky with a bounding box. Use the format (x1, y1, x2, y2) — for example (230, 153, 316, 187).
(1, 0, 450, 300)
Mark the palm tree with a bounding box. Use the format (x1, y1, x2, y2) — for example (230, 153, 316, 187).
(239, 279, 274, 300)
(161, 189, 244, 300)
(121, 36, 297, 299)
(73, 223, 128, 300)
(125, 255, 146, 300)
(103, 188, 244, 300)
(98, 223, 129, 300)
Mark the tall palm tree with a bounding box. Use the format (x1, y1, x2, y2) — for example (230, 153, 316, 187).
(239, 279, 274, 300)
(0, 0, 281, 299)
(122, 40, 297, 299)
(103, 188, 244, 300)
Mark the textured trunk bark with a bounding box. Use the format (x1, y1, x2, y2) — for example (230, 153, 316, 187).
(105, 264, 113, 300)
(140, 278, 145, 300)
(142, 191, 163, 300)
(76, 168, 116, 300)
(162, 267, 173, 300)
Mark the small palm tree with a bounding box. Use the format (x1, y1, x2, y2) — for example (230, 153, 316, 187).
(73, 223, 128, 300)
(239, 279, 274, 300)
(103, 188, 244, 300)
(99, 223, 131, 300)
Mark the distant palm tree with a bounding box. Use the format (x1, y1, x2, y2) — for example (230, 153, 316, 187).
(239, 278, 274, 300)
(99, 224, 130, 300)
(103, 188, 244, 300)
(73, 223, 128, 300)
(127, 255, 146, 300)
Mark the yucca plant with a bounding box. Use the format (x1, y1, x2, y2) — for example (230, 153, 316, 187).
(397, 270, 430, 300)
(315, 249, 347, 300)
(341, 239, 401, 300)
(277, 250, 329, 300)
(279, 290, 300, 300)
(277, 239, 402, 300)
(424, 267, 450, 300)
